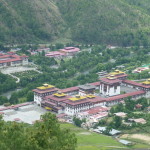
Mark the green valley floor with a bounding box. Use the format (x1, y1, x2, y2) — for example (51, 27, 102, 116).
(60, 123, 150, 150)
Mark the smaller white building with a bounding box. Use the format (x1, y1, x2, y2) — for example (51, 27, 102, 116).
(0, 52, 29, 68)
(78, 84, 96, 96)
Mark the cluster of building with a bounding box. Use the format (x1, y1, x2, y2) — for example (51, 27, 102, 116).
(45, 47, 80, 59)
(33, 70, 150, 117)
(28, 46, 80, 59)
(133, 64, 150, 73)
(0, 52, 28, 68)
(77, 106, 109, 125)
(28, 48, 50, 55)
(114, 112, 147, 125)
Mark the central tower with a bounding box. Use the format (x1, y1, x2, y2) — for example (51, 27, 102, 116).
(100, 76, 121, 96)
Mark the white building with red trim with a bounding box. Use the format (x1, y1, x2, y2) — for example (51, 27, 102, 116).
(122, 79, 150, 98)
(0, 52, 28, 68)
(45, 51, 66, 59)
(33, 84, 59, 106)
(60, 47, 80, 56)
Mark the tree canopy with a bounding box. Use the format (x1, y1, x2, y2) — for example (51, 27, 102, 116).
(0, 113, 77, 150)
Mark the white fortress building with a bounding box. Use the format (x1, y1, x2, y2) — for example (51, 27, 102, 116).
(32, 84, 59, 106)
(100, 77, 121, 96)
(33, 70, 150, 116)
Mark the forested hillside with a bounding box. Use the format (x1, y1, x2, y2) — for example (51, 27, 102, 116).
(56, 0, 150, 45)
(0, 0, 64, 43)
(1, 0, 150, 45)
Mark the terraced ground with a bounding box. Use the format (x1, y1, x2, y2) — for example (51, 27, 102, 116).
(60, 123, 150, 150)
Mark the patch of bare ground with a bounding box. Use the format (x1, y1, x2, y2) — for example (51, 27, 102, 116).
(121, 134, 150, 143)
(78, 132, 91, 135)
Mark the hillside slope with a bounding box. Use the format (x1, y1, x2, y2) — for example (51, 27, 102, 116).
(0, 0, 64, 43)
(55, 0, 150, 45)
(1, 0, 150, 45)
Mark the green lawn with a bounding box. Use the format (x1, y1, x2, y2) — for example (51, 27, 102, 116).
(60, 123, 150, 150)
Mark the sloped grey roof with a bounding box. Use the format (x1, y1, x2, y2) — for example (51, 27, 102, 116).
(78, 84, 96, 90)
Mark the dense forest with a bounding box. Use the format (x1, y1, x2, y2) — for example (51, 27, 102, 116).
(0, 0, 64, 43)
(1, 0, 150, 45)
(0, 73, 17, 94)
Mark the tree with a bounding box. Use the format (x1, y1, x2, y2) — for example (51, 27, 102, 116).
(26, 91, 34, 102)
(113, 116, 122, 128)
(103, 126, 112, 135)
(30, 113, 77, 150)
(115, 103, 124, 112)
(125, 97, 135, 111)
(55, 43, 64, 49)
(73, 117, 83, 127)
(98, 119, 106, 126)
(9, 92, 19, 104)
(0, 113, 77, 150)
(41, 50, 45, 56)
(110, 107, 116, 114)
(0, 96, 8, 105)
(0, 43, 4, 50)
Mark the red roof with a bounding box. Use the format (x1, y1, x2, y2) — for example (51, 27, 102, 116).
(56, 113, 67, 118)
(64, 98, 90, 106)
(0, 102, 33, 111)
(45, 51, 66, 57)
(136, 104, 142, 108)
(100, 77, 121, 84)
(14, 118, 21, 121)
(0, 55, 12, 59)
(105, 90, 145, 102)
(7, 52, 15, 54)
(44, 95, 71, 102)
(91, 112, 108, 119)
(114, 74, 128, 79)
(84, 106, 109, 115)
(89, 96, 106, 103)
(42, 100, 57, 106)
(61, 87, 79, 93)
(32, 88, 59, 94)
(63, 96, 105, 106)
(42, 100, 62, 110)
(0, 54, 28, 64)
(60, 47, 80, 53)
(0, 58, 22, 63)
(123, 80, 150, 88)
(90, 82, 100, 86)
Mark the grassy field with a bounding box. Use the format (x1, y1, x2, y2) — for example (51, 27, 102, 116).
(60, 123, 150, 150)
